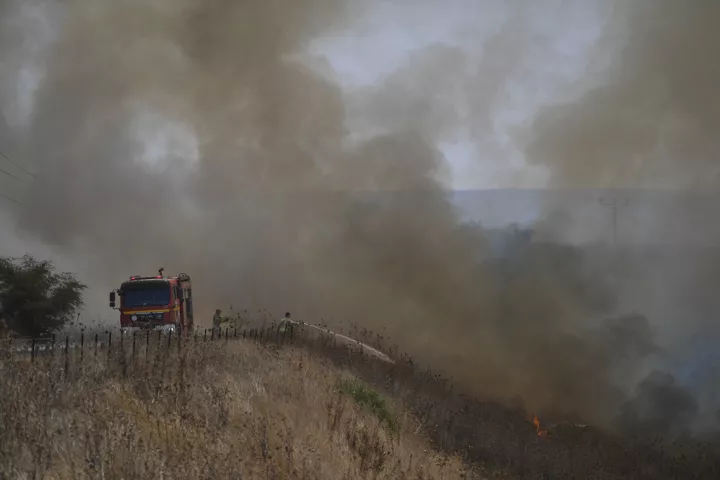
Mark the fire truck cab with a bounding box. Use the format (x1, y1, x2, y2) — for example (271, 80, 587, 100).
(109, 268, 194, 335)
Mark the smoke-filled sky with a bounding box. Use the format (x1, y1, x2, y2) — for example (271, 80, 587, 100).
(3, 1, 718, 191)
(2, 0, 720, 435)
(1, 0, 607, 190)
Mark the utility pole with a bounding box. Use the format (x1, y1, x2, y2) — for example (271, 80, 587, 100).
(599, 196, 629, 246)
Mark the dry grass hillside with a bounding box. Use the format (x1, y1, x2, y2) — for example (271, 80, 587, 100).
(0, 335, 481, 479)
(3, 325, 720, 479)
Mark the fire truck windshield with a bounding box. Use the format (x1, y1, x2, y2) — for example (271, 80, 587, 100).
(121, 281, 170, 308)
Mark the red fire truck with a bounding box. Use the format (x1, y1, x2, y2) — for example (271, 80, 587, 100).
(109, 268, 194, 335)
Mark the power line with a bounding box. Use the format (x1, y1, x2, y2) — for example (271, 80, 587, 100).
(0, 190, 23, 205)
(0, 150, 35, 178)
(0, 164, 28, 183)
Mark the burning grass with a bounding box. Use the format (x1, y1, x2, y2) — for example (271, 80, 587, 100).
(321, 326, 720, 479)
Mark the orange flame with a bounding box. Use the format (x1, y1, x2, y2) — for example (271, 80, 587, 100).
(532, 415, 548, 437)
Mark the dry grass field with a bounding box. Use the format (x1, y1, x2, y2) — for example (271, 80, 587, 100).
(0, 334, 481, 479)
(3, 327, 720, 479)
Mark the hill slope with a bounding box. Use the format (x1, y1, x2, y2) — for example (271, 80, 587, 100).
(0, 338, 478, 479)
(4, 327, 720, 479)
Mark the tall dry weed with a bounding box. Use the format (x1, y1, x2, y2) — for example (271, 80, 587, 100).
(0, 336, 477, 479)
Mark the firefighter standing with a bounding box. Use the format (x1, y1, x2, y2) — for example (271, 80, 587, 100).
(212, 308, 222, 331)
(278, 312, 297, 338)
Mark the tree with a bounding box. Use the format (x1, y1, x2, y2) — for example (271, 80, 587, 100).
(0, 255, 86, 337)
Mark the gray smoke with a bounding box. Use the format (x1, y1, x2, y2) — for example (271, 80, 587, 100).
(526, 0, 720, 189)
(618, 371, 700, 438)
(523, 0, 720, 433)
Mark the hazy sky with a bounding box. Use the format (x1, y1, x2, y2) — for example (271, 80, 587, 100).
(309, 0, 607, 189)
(0, 0, 608, 191)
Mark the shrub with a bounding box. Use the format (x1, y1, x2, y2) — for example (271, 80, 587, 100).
(0, 255, 86, 337)
(338, 378, 399, 434)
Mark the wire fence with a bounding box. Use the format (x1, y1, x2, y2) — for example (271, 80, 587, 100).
(0, 322, 386, 374)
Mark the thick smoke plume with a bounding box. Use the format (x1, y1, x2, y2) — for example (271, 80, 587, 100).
(525, 0, 720, 434)
(526, 0, 720, 189)
(1, 0, 719, 434)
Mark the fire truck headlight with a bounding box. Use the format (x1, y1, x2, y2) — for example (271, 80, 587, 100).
(131, 315, 138, 322)
(155, 313, 163, 320)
